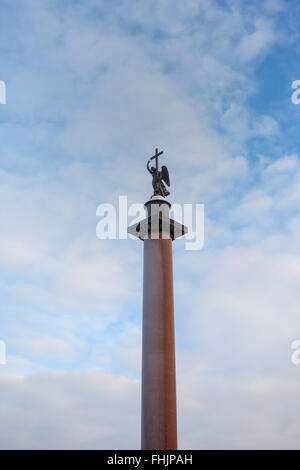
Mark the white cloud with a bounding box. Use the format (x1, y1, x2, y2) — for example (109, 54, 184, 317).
(264, 154, 299, 174)
(0, 370, 140, 449)
(236, 19, 275, 62)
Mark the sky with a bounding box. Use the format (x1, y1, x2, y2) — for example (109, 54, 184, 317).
(1, 0, 300, 449)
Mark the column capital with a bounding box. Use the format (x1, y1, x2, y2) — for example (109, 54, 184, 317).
(128, 198, 188, 241)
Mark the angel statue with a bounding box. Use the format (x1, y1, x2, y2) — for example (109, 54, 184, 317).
(147, 148, 170, 197)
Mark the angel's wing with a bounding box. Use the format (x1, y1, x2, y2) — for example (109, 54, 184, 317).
(161, 165, 170, 187)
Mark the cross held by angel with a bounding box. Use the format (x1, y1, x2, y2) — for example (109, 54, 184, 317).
(147, 148, 170, 198)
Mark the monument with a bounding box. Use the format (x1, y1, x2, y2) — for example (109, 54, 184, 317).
(128, 149, 187, 450)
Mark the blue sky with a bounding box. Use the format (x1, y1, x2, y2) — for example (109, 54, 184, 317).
(1, 0, 300, 449)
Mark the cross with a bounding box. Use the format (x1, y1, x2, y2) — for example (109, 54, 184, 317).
(150, 148, 163, 171)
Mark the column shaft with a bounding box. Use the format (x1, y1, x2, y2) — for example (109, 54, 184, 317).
(141, 237, 177, 450)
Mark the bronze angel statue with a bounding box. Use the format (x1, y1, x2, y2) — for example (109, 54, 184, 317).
(147, 148, 170, 197)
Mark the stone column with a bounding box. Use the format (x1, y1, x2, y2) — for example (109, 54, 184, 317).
(128, 196, 187, 450)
